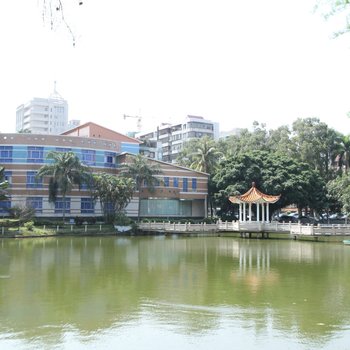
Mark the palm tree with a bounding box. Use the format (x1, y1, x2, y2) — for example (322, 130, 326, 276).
(181, 137, 222, 217)
(337, 135, 350, 173)
(37, 151, 91, 222)
(0, 167, 9, 201)
(189, 136, 222, 174)
(122, 154, 162, 221)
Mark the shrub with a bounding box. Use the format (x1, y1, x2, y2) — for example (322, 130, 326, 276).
(23, 221, 34, 231)
(114, 212, 132, 226)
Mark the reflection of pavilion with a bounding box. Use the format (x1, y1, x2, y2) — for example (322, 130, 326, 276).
(229, 182, 280, 222)
(231, 244, 279, 293)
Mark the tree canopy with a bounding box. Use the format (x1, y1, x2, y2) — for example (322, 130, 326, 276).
(91, 173, 135, 223)
(212, 150, 326, 219)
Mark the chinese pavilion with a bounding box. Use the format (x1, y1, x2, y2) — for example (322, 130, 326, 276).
(229, 182, 280, 222)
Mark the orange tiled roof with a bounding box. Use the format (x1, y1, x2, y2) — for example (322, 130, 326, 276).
(229, 182, 280, 204)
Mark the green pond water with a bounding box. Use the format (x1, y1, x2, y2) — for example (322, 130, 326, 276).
(0, 236, 350, 350)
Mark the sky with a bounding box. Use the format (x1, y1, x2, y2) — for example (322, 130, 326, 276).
(1, 0, 350, 135)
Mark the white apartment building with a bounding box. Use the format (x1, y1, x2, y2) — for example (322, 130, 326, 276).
(137, 115, 219, 163)
(16, 87, 68, 135)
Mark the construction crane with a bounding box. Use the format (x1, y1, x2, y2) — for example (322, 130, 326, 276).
(123, 114, 142, 133)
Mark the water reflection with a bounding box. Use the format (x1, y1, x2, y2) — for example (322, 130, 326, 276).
(0, 237, 349, 349)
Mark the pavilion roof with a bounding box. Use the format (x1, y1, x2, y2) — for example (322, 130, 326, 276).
(229, 182, 280, 204)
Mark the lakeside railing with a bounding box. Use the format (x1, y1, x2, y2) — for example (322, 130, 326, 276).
(139, 220, 350, 236)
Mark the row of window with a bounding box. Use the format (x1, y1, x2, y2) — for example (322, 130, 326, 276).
(154, 177, 197, 192)
(0, 146, 116, 167)
(4, 172, 198, 192)
(0, 198, 95, 214)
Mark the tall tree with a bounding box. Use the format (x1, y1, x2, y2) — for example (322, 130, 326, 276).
(91, 173, 135, 223)
(336, 135, 350, 173)
(223, 122, 270, 157)
(292, 118, 340, 181)
(177, 136, 223, 217)
(122, 154, 162, 221)
(177, 136, 222, 173)
(37, 151, 92, 222)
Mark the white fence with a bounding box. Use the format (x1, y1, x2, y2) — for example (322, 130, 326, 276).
(139, 220, 350, 236)
(139, 222, 218, 233)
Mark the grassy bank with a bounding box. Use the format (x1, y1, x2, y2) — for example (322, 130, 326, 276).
(0, 219, 115, 237)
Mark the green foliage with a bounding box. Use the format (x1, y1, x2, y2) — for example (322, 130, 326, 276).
(292, 118, 340, 181)
(114, 212, 132, 226)
(23, 221, 34, 231)
(176, 136, 223, 173)
(0, 166, 9, 201)
(327, 174, 350, 213)
(92, 173, 135, 223)
(212, 150, 326, 219)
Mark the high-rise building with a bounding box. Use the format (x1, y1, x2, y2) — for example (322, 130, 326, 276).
(16, 84, 68, 135)
(137, 115, 219, 163)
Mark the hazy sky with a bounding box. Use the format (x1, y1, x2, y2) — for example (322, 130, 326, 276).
(1, 0, 350, 135)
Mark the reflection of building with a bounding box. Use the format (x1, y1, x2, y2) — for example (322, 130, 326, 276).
(16, 86, 68, 135)
(137, 115, 219, 163)
(0, 122, 208, 219)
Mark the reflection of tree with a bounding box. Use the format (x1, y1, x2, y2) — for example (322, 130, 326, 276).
(0, 237, 350, 346)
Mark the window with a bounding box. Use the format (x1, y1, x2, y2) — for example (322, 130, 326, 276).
(164, 177, 170, 187)
(0, 199, 11, 213)
(192, 178, 197, 191)
(0, 146, 13, 163)
(81, 149, 95, 166)
(140, 199, 192, 216)
(26, 197, 43, 213)
(104, 152, 115, 168)
(81, 198, 94, 214)
(183, 178, 188, 192)
(55, 198, 71, 214)
(27, 146, 44, 163)
(173, 177, 179, 188)
(26, 171, 43, 188)
(4, 171, 12, 187)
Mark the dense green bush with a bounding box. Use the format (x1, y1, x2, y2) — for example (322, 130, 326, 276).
(23, 221, 34, 231)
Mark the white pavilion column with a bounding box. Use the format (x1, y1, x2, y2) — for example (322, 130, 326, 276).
(262, 203, 265, 223)
(249, 203, 252, 222)
(239, 203, 242, 222)
(267, 203, 270, 222)
(243, 202, 246, 222)
(256, 203, 260, 222)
